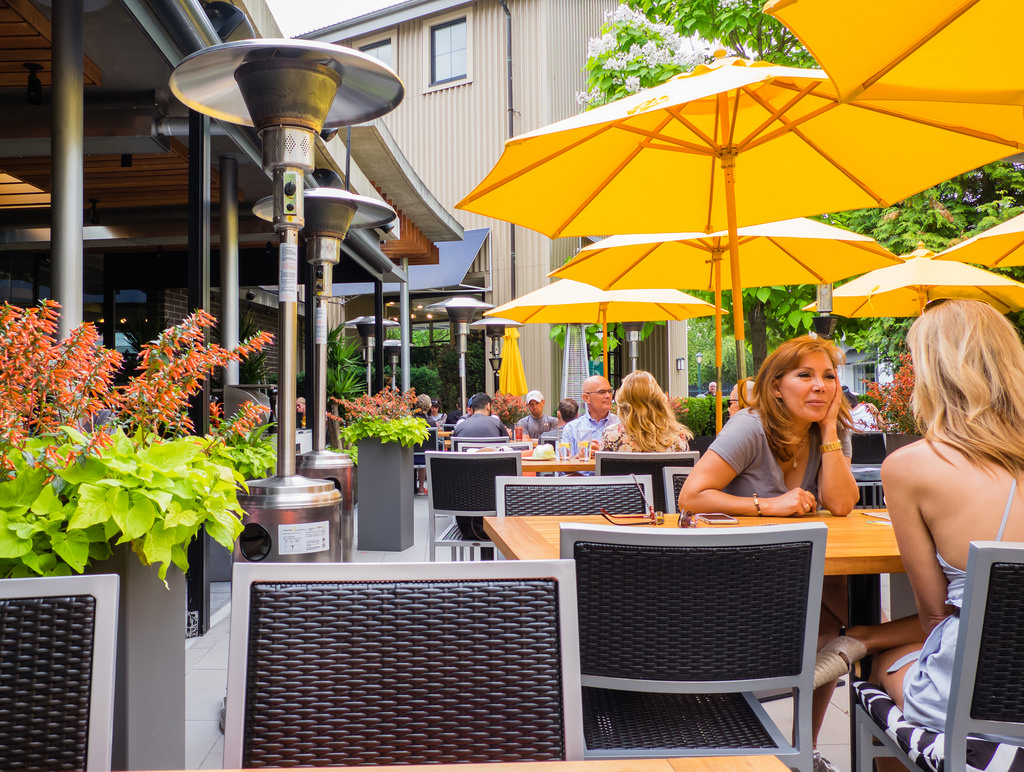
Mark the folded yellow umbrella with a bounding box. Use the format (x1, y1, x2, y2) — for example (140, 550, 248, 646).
(458, 52, 1024, 380)
(498, 327, 528, 396)
(805, 245, 1024, 317)
(766, 0, 1024, 104)
(485, 279, 721, 378)
(935, 212, 1024, 268)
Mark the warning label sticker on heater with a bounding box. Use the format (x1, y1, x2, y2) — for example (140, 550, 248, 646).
(315, 305, 327, 344)
(279, 243, 298, 303)
(278, 521, 330, 555)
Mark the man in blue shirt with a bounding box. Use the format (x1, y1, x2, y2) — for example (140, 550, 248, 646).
(560, 375, 620, 465)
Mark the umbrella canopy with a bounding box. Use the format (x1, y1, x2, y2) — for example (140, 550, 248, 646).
(485, 279, 720, 378)
(806, 245, 1024, 317)
(766, 0, 1024, 104)
(550, 217, 901, 290)
(498, 327, 528, 396)
(934, 212, 1024, 268)
(458, 52, 1024, 377)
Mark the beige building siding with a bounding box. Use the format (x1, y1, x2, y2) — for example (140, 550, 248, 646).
(335, 0, 614, 403)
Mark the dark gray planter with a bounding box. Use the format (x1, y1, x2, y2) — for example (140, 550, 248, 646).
(883, 433, 920, 454)
(91, 543, 185, 771)
(356, 437, 414, 551)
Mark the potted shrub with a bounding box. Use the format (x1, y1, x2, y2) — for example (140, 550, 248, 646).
(336, 388, 429, 551)
(491, 391, 529, 432)
(0, 300, 272, 770)
(864, 352, 919, 453)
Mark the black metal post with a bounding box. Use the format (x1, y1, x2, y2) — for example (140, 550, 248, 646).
(373, 280, 385, 393)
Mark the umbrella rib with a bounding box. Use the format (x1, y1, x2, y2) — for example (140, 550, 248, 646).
(458, 123, 616, 203)
(846, 100, 1024, 150)
(664, 105, 720, 151)
(855, 0, 981, 96)
(734, 81, 823, 150)
(606, 242, 663, 288)
(991, 242, 1023, 268)
(763, 237, 827, 282)
(613, 124, 715, 155)
(844, 240, 905, 265)
(977, 285, 1015, 312)
(653, 302, 686, 321)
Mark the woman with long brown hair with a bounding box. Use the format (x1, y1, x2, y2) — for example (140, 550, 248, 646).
(600, 370, 692, 453)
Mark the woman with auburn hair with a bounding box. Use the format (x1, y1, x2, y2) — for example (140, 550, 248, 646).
(679, 335, 859, 772)
(600, 370, 693, 453)
(815, 300, 1024, 770)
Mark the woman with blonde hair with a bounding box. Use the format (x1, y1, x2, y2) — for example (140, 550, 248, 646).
(816, 299, 1024, 770)
(600, 370, 692, 453)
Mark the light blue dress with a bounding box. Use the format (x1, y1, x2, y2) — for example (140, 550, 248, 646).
(901, 478, 1018, 732)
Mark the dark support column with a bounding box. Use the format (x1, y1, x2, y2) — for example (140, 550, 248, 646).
(186, 108, 211, 639)
(373, 279, 384, 393)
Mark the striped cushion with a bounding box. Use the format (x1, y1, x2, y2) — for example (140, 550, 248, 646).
(853, 681, 1024, 772)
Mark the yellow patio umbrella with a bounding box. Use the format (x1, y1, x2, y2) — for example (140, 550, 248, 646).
(484, 279, 721, 380)
(805, 244, 1024, 317)
(550, 217, 901, 429)
(498, 327, 528, 396)
(934, 212, 1024, 268)
(766, 0, 1024, 104)
(458, 52, 1024, 380)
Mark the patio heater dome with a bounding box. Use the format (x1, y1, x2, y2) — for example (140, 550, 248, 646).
(427, 297, 494, 411)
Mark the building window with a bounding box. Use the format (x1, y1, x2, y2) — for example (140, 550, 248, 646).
(360, 39, 392, 68)
(430, 18, 466, 85)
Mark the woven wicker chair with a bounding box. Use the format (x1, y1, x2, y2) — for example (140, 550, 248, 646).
(0, 574, 119, 772)
(426, 451, 522, 560)
(560, 522, 826, 771)
(853, 541, 1024, 772)
(662, 466, 693, 515)
(224, 561, 584, 768)
(496, 475, 653, 518)
(595, 451, 700, 513)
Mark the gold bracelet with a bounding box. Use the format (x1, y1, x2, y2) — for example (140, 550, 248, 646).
(752, 493, 763, 516)
(820, 440, 842, 454)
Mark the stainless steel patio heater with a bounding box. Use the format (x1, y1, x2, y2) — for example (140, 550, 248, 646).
(253, 187, 396, 562)
(346, 316, 399, 390)
(622, 320, 644, 373)
(384, 338, 402, 384)
(470, 316, 521, 393)
(169, 40, 403, 563)
(426, 297, 493, 411)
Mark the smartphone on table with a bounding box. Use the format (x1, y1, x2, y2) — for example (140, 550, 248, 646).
(696, 513, 738, 524)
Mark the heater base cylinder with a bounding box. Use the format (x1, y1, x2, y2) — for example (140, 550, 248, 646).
(235, 475, 342, 563)
(296, 451, 355, 562)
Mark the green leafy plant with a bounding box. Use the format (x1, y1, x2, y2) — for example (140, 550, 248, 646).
(335, 388, 430, 451)
(677, 395, 716, 436)
(864, 352, 918, 435)
(0, 301, 273, 582)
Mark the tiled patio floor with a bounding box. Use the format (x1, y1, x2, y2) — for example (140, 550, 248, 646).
(185, 495, 856, 771)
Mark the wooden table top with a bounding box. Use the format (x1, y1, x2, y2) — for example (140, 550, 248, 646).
(522, 458, 597, 474)
(200, 757, 788, 772)
(484, 510, 904, 576)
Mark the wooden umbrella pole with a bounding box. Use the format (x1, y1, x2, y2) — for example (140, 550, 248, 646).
(721, 151, 747, 381)
(713, 248, 724, 433)
(601, 304, 609, 378)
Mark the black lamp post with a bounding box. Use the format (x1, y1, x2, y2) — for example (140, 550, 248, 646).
(695, 350, 704, 393)
(470, 316, 522, 393)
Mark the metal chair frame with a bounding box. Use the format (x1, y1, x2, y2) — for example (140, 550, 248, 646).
(0, 573, 119, 772)
(560, 522, 827, 771)
(854, 541, 1024, 772)
(662, 465, 693, 515)
(452, 435, 510, 452)
(496, 474, 654, 519)
(595, 451, 700, 513)
(224, 561, 585, 768)
(426, 451, 522, 560)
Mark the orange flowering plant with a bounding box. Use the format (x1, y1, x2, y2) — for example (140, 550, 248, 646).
(490, 392, 529, 426)
(0, 301, 274, 582)
(863, 352, 918, 435)
(334, 387, 430, 455)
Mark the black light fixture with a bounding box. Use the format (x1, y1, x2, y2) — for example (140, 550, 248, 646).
(24, 63, 43, 105)
(203, 1, 254, 42)
(811, 315, 838, 338)
(121, 154, 133, 168)
(89, 199, 100, 225)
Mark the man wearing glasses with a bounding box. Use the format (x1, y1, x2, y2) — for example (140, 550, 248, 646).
(560, 375, 619, 471)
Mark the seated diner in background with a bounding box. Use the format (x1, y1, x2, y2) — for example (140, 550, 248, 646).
(679, 334, 859, 772)
(601, 370, 692, 453)
(556, 397, 578, 426)
(516, 389, 558, 439)
(452, 392, 509, 439)
(728, 377, 755, 418)
(816, 299, 1024, 771)
(559, 375, 619, 469)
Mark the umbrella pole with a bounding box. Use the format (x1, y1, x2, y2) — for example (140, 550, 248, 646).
(722, 152, 747, 381)
(714, 250, 724, 434)
(601, 307, 609, 379)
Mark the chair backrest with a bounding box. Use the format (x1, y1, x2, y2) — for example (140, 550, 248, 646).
(662, 465, 693, 514)
(946, 541, 1024, 766)
(453, 435, 510, 452)
(539, 429, 561, 448)
(413, 426, 438, 455)
(851, 432, 887, 465)
(426, 451, 523, 517)
(595, 451, 700, 512)
(0, 574, 119, 772)
(225, 561, 584, 768)
(559, 522, 826, 693)
(496, 475, 653, 518)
